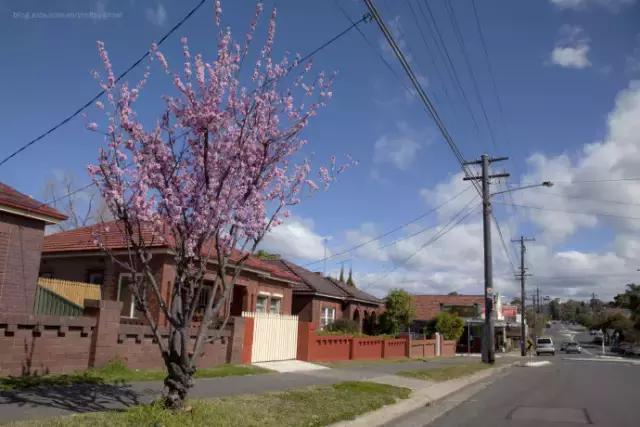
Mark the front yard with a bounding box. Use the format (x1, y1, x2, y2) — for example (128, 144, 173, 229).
(5, 381, 410, 427)
(0, 361, 271, 391)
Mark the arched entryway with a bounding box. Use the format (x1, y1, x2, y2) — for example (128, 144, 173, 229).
(368, 311, 377, 335)
(353, 308, 361, 331)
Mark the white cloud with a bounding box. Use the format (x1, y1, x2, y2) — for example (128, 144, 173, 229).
(351, 81, 640, 302)
(145, 4, 167, 27)
(550, 25, 591, 69)
(550, 0, 635, 11)
(373, 122, 424, 171)
(259, 216, 328, 261)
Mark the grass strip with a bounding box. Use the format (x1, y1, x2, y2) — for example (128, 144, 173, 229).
(0, 361, 272, 391)
(7, 381, 411, 427)
(397, 362, 491, 382)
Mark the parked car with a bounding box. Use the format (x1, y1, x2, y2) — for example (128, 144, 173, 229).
(565, 342, 582, 354)
(536, 337, 556, 356)
(560, 341, 569, 351)
(626, 346, 640, 356)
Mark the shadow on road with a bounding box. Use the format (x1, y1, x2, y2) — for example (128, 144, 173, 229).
(0, 382, 146, 415)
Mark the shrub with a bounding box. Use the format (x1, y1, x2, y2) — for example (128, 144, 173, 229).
(435, 312, 465, 341)
(325, 319, 360, 335)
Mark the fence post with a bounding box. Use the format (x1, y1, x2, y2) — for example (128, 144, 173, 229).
(435, 332, 441, 357)
(86, 299, 122, 368)
(241, 316, 254, 364)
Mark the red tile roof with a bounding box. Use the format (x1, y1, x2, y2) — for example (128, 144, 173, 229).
(413, 294, 484, 320)
(42, 220, 299, 282)
(0, 182, 67, 222)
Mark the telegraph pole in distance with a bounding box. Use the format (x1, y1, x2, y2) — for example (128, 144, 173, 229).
(463, 154, 509, 364)
(512, 236, 534, 357)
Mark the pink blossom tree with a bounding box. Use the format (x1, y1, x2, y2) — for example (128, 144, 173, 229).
(87, 2, 349, 409)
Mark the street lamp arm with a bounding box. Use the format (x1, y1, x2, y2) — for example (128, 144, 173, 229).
(491, 181, 553, 197)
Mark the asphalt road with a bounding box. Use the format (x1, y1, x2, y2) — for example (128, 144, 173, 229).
(395, 322, 640, 427)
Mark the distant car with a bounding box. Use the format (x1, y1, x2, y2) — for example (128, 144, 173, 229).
(593, 335, 603, 345)
(560, 341, 569, 351)
(589, 329, 597, 335)
(546, 322, 552, 328)
(536, 337, 556, 356)
(565, 342, 582, 354)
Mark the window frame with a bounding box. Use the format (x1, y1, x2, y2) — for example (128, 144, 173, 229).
(320, 306, 336, 329)
(256, 294, 269, 313)
(269, 296, 282, 314)
(117, 273, 143, 319)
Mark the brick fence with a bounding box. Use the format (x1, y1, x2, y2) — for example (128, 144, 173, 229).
(0, 300, 246, 376)
(296, 322, 456, 362)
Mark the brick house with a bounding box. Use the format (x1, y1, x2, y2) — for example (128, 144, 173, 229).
(413, 293, 523, 353)
(266, 259, 383, 333)
(39, 221, 300, 325)
(0, 182, 66, 314)
(414, 294, 484, 321)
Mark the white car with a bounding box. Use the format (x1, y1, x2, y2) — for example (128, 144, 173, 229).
(536, 337, 556, 356)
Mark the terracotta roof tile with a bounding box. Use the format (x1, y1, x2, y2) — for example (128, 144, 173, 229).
(266, 259, 382, 305)
(0, 182, 67, 222)
(42, 220, 298, 282)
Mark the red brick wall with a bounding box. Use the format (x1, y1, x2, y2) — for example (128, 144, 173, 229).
(351, 337, 384, 359)
(0, 313, 96, 376)
(0, 212, 47, 314)
(441, 340, 457, 357)
(410, 339, 437, 358)
(383, 339, 407, 359)
(413, 295, 483, 320)
(0, 306, 246, 376)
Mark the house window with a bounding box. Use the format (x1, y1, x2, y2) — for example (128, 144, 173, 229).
(87, 270, 104, 285)
(193, 285, 213, 321)
(256, 294, 268, 313)
(320, 306, 336, 329)
(269, 296, 282, 314)
(117, 273, 143, 318)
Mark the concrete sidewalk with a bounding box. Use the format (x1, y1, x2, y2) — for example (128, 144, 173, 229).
(0, 358, 471, 423)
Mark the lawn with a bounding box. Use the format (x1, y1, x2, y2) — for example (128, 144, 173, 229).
(7, 381, 411, 427)
(397, 362, 491, 382)
(0, 361, 272, 391)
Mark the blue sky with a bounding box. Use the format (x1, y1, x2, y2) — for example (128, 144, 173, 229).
(2, 0, 640, 301)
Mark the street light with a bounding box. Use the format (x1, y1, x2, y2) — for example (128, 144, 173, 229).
(491, 181, 554, 197)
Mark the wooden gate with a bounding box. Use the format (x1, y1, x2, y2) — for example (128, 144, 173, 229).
(243, 311, 299, 362)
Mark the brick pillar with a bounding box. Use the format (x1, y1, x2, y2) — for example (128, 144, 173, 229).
(86, 299, 122, 368)
(296, 321, 312, 361)
(241, 317, 254, 364)
(435, 332, 441, 357)
(228, 317, 245, 364)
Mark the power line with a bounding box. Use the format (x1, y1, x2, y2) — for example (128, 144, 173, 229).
(362, 199, 481, 291)
(0, 2, 371, 169)
(419, 0, 481, 136)
(553, 177, 640, 184)
(406, 1, 454, 113)
(470, 0, 506, 134)
(496, 201, 640, 222)
(492, 213, 517, 275)
(0, 0, 209, 168)
(529, 190, 640, 207)
(444, 0, 498, 152)
(303, 185, 475, 267)
(332, 1, 413, 95)
(363, 0, 481, 198)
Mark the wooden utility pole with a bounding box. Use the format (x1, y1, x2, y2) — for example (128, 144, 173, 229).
(512, 236, 534, 357)
(463, 154, 509, 364)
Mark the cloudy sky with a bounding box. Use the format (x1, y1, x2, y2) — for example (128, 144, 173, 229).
(2, 0, 640, 302)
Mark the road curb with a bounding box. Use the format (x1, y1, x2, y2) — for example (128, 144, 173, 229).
(330, 362, 517, 427)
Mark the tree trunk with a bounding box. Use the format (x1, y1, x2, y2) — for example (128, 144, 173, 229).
(163, 328, 195, 410)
